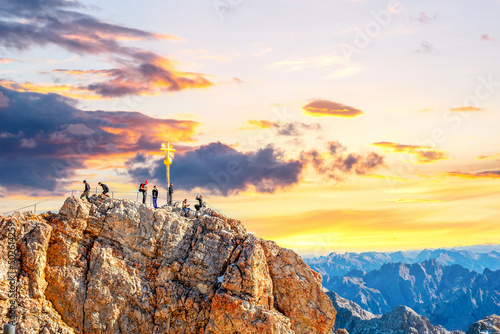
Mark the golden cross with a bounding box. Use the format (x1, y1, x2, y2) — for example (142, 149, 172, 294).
(161, 142, 176, 164)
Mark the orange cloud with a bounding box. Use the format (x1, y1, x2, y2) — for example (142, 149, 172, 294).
(372, 142, 450, 164)
(243, 120, 275, 130)
(4, 55, 215, 99)
(0, 80, 107, 100)
(0, 80, 105, 100)
(0, 58, 19, 64)
(477, 153, 500, 160)
(0, 1, 213, 99)
(446, 171, 500, 179)
(388, 199, 441, 204)
(417, 107, 432, 112)
(302, 99, 364, 118)
(450, 106, 483, 112)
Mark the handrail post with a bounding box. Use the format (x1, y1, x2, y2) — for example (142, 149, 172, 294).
(4, 323, 15, 334)
(34, 204, 36, 215)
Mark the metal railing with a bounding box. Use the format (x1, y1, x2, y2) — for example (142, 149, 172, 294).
(1, 190, 230, 219)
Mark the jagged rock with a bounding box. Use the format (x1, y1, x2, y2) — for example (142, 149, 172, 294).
(466, 314, 500, 334)
(328, 291, 379, 331)
(336, 329, 349, 334)
(327, 291, 464, 334)
(0, 196, 336, 333)
(263, 240, 336, 334)
(325, 260, 500, 331)
(21, 221, 52, 298)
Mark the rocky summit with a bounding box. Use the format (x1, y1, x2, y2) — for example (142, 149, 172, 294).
(466, 314, 500, 334)
(0, 196, 336, 333)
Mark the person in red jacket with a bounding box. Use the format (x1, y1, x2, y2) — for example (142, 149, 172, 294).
(139, 180, 148, 204)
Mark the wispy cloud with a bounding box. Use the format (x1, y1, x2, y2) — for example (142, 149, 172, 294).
(481, 34, 494, 42)
(450, 106, 483, 112)
(0, 0, 214, 98)
(300, 141, 385, 180)
(477, 153, 500, 160)
(372, 142, 450, 164)
(302, 99, 364, 118)
(0, 58, 19, 64)
(446, 171, 500, 179)
(242, 120, 322, 136)
(412, 12, 439, 24)
(415, 40, 439, 55)
(386, 198, 441, 204)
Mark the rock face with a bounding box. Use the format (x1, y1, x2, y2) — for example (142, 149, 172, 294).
(0, 196, 336, 333)
(324, 260, 500, 331)
(327, 292, 463, 334)
(466, 314, 500, 334)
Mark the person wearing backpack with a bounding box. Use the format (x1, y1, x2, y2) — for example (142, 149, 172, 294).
(80, 180, 90, 201)
(139, 180, 148, 204)
(152, 185, 158, 209)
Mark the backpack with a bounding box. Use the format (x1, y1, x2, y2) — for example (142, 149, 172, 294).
(139, 183, 145, 192)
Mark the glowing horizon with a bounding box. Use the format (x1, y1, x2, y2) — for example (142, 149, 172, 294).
(1, 0, 500, 256)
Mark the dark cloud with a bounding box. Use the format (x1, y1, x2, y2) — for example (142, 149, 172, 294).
(302, 100, 364, 118)
(300, 142, 385, 181)
(0, 85, 199, 192)
(126, 140, 385, 195)
(0, 0, 213, 98)
(0, 91, 9, 108)
(127, 142, 303, 196)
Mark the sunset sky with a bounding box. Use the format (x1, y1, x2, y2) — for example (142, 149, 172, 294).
(1, 0, 500, 256)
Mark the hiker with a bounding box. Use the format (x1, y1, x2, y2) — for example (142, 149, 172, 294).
(168, 182, 174, 205)
(80, 180, 90, 201)
(139, 180, 148, 204)
(98, 182, 109, 200)
(195, 194, 203, 212)
(152, 185, 158, 209)
(182, 199, 190, 217)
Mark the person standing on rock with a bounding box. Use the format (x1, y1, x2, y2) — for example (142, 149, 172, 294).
(139, 180, 148, 204)
(98, 182, 109, 200)
(195, 194, 203, 213)
(80, 180, 90, 201)
(152, 185, 158, 209)
(168, 182, 174, 205)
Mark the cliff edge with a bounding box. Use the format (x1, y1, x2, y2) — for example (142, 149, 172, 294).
(0, 196, 336, 333)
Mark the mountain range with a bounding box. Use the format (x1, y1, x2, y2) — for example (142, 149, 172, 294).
(329, 291, 500, 334)
(324, 260, 500, 331)
(305, 248, 500, 277)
